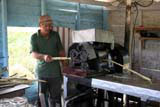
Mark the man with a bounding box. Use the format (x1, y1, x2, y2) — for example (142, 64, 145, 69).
(30, 15, 65, 107)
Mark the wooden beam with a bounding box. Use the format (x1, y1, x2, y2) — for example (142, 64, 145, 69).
(76, 3, 80, 30)
(64, 0, 113, 7)
(63, 0, 160, 10)
(41, 0, 46, 15)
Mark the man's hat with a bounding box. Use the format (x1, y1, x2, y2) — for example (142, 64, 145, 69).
(39, 15, 53, 24)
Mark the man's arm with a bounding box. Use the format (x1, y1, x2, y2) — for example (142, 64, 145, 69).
(31, 52, 44, 60)
(31, 52, 53, 62)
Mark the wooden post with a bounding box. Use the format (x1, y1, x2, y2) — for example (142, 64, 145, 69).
(125, 0, 132, 68)
(76, 3, 80, 30)
(1, 0, 8, 68)
(41, 0, 46, 15)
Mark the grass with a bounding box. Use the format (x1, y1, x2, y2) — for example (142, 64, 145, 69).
(8, 29, 37, 79)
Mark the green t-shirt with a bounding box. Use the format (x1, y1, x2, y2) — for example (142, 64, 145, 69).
(30, 30, 64, 78)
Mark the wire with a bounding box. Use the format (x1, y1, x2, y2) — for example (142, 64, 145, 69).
(130, 0, 154, 66)
(109, 0, 124, 7)
(135, 0, 154, 7)
(131, 2, 139, 67)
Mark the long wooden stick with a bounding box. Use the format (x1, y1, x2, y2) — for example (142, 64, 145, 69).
(0, 77, 47, 83)
(106, 59, 152, 84)
(52, 57, 71, 60)
(31, 79, 47, 83)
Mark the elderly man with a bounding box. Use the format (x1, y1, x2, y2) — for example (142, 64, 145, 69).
(30, 15, 65, 107)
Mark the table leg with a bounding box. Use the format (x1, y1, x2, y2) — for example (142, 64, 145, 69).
(62, 75, 68, 107)
(141, 101, 147, 107)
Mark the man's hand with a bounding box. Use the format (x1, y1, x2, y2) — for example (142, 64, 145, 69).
(43, 55, 53, 62)
(62, 60, 68, 67)
(31, 52, 53, 62)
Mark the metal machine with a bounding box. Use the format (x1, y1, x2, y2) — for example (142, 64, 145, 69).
(63, 29, 129, 107)
(64, 42, 128, 107)
(68, 42, 128, 76)
(65, 29, 129, 77)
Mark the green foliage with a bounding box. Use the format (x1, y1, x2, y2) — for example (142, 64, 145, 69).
(8, 31, 36, 76)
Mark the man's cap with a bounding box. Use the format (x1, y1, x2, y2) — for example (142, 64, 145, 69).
(39, 15, 53, 24)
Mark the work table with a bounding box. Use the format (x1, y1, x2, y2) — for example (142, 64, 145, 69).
(63, 71, 160, 106)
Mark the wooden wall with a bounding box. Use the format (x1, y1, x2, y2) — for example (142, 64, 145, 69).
(107, 3, 160, 80)
(6, 0, 107, 29)
(0, 0, 108, 68)
(7, 0, 40, 27)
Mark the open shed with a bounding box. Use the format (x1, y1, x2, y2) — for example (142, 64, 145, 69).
(1, 0, 160, 107)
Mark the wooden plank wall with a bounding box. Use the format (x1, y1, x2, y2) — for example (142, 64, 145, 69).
(7, 0, 40, 27)
(107, 3, 160, 80)
(79, 4, 103, 30)
(46, 0, 77, 29)
(53, 26, 72, 54)
(46, 0, 106, 30)
(6, 0, 106, 29)
(0, 0, 108, 68)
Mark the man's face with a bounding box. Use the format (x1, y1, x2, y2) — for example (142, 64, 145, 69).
(40, 22, 53, 36)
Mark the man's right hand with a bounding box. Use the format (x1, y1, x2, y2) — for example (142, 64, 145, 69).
(31, 52, 53, 62)
(43, 55, 53, 62)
